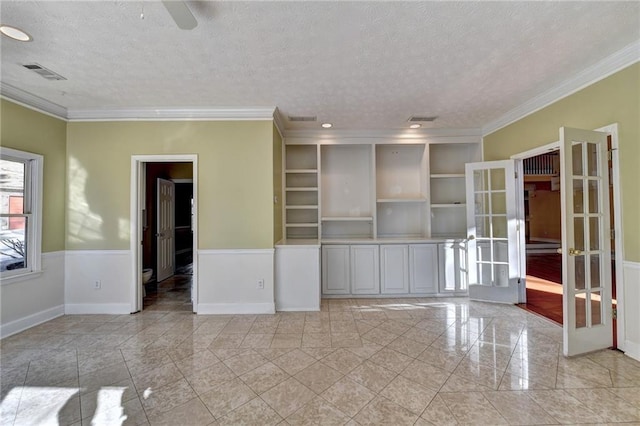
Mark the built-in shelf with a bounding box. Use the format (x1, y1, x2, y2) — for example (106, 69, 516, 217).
(431, 203, 466, 208)
(285, 169, 318, 174)
(285, 187, 318, 191)
(377, 197, 426, 203)
(286, 205, 318, 209)
(322, 216, 374, 222)
(430, 173, 465, 179)
(286, 223, 319, 228)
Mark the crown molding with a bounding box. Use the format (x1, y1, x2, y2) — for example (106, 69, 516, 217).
(1, 83, 68, 120)
(283, 127, 482, 141)
(66, 106, 277, 122)
(272, 107, 286, 139)
(482, 39, 640, 136)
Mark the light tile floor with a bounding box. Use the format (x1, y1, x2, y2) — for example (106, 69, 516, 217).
(1, 298, 639, 425)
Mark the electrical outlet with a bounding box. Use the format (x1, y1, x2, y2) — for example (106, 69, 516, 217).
(93, 280, 101, 289)
(257, 279, 264, 289)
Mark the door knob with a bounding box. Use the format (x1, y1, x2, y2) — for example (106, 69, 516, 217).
(467, 235, 475, 240)
(568, 248, 583, 256)
(556, 248, 562, 254)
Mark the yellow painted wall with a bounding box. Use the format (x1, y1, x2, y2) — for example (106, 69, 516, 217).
(484, 63, 640, 262)
(66, 121, 274, 250)
(0, 100, 67, 253)
(273, 124, 283, 244)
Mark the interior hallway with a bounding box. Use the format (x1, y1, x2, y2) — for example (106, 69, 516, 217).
(1, 298, 639, 425)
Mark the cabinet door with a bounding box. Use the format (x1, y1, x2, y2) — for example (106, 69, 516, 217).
(380, 245, 409, 294)
(322, 245, 350, 295)
(409, 244, 438, 293)
(438, 242, 468, 294)
(350, 245, 380, 294)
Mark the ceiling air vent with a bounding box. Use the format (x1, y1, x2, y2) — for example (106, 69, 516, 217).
(408, 116, 438, 122)
(288, 116, 317, 122)
(22, 63, 67, 81)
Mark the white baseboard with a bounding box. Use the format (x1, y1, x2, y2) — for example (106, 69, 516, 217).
(623, 340, 640, 362)
(0, 305, 65, 339)
(197, 303, 275, 315)
(65, 303, 131, 315)
(276, 307, 319, 312)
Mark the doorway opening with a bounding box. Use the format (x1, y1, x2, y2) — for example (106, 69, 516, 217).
(520, 150, 564, 324)
(143, 164, 193, 311)
(130, 155, 198, 314)
(511, 124, 623, 351)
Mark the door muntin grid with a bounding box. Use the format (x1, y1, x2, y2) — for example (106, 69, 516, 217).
(570, 140, 606, 329)
(472, 168, 509, 287)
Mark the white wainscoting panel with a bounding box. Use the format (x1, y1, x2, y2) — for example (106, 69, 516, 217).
(197, 249, 275, 314)
(275, 244, 320, 311)
(65, 250, 132, 314)
(0, 251, 65, 338)
(623, 260, 640, 361)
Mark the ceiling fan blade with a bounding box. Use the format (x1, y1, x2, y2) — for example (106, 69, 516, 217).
(161, 1, 197, 30)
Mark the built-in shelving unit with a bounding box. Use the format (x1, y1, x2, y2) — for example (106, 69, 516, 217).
(429, 143, 480, 238)
(280, 135, 481, 300)
(321, 144, 375, 239)
(284, 145, 319, 239)
(376, 144, 428, 239)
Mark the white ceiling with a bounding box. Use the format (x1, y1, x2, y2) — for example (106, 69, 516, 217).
(1, 1, 639, 133)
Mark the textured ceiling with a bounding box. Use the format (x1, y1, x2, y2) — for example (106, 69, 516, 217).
(1, 1, 639, 131)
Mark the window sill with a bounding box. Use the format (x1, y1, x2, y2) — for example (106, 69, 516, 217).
(1, 270, 44, 286)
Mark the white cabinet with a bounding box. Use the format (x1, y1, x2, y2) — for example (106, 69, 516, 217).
(380, 245, 409, 294)
(275, 244, 320, 311)
(438, 241, 468, 294)
(322, 245, 350, 294)
(285, 137, 479, 299)
(409, 244, 439, 294)
(350, 245, 380, 294)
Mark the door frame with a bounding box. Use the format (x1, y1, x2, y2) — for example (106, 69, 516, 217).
(510, 123, 625, 351)
(130, 154, 199, 313)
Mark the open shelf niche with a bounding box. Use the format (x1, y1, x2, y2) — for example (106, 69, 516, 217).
(429, 143, 481, 238)
(376, 144, 428, 238)
(321, 144, 375, 239)
(284, 144, 319, 239)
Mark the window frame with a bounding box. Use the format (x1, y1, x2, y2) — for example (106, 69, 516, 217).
(0, 147, 43, 283)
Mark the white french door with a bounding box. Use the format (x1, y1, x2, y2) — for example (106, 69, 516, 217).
(156, 178, 175, 282)
(465, 160, 522, 304)
(560, 127, 612, 356)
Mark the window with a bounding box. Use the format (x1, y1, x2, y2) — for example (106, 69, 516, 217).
(0, 147, 43, 279)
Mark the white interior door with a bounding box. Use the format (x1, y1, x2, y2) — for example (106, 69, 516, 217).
(465, 160, 522, 303)
(156, 178, 175, 282)
(560, 127, 612, 356)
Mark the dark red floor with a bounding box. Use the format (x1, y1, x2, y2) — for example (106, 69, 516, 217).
(520, 253, 563, 324)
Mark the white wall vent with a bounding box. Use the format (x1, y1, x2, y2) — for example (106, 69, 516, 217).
(408, 116, 438, 122)
(22, 63, 67, 81)
(288, 116, 317, 122)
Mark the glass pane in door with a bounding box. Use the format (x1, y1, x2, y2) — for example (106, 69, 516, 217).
(572, 143, 583, 175)
(591, 291, 602, 326)
(575, 295, 587, 328)
(587, 143, 599, 176)
(575, 256, 586, 290)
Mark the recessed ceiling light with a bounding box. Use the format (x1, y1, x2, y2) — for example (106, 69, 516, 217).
(0, 25, 32, 42)
(409, 124, 422, 129)
(321, 123, 333, 129)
